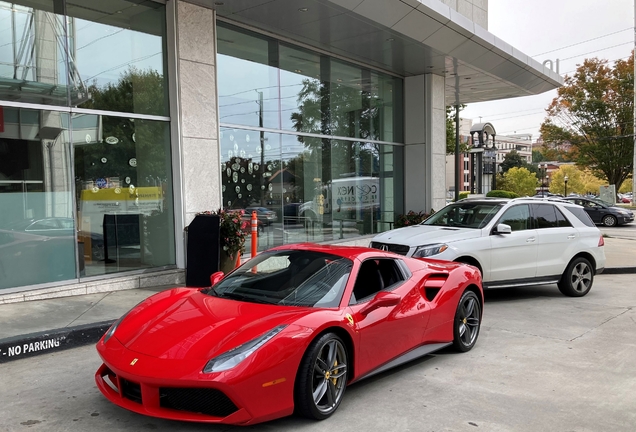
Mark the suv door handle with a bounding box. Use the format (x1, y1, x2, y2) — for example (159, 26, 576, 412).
(567, 234, 576, 239)
(526, 237, 536, 243)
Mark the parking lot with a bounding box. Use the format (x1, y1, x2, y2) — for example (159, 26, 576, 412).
(2, 273, 635, 432)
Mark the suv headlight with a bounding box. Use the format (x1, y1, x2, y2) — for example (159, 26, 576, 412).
(203, 325, 287, 373)
(412, 243, 449, 258)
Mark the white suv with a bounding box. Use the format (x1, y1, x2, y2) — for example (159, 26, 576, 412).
(371, 198, 606, 297)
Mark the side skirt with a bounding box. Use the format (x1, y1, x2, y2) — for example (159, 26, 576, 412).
(483, 275, 561, 289)
(354, 342, 452, 382)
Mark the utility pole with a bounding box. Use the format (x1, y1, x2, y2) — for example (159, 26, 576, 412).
(454, 105, 460, 202)
(633, 0, 636, 199)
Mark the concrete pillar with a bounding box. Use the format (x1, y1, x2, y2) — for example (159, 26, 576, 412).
(175, 1, 221, 225)
(404, 74, 446, 214)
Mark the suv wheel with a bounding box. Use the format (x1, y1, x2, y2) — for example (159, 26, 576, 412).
(602, 215, 617, 227)
(558, 257, 593, 297)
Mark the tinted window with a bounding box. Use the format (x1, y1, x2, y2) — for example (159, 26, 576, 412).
(498, 205, 531, 231)
(555, 207, 572, 227)
(532, 204, 558, 228)
(566, 207, 596, 227)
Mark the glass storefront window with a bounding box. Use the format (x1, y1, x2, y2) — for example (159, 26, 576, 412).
(0, 107, 76, 289)
(0, 0, 69, 106)
(0, 0, 168, 114)
(69, 0, 168, 116)
(217, 26, 279, 128)
(218, 22, 404, 248)
(220, 127, 402, 251)
(73, 114, 175, 276)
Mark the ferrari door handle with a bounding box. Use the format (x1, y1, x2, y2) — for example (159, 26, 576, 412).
(526, 237, 536, 243)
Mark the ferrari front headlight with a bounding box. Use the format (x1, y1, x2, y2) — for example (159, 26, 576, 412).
(203, 325, 287, 373)
(412, 243, 449, 258)
(103, 315, 125, 343)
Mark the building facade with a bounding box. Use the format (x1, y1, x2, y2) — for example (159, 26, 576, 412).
(0, 0, 561, 301)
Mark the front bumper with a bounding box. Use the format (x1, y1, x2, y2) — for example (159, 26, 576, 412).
(95, 338, 296, 425)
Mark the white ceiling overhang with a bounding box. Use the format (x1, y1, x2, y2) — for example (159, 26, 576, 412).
(198, 0, 563, 104)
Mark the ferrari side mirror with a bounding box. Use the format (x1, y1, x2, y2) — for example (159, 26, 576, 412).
(210, 271, 225, 286)
(359, 291, 400, 316)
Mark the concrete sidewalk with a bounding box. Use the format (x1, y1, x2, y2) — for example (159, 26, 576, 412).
(0, 237, 634, 363)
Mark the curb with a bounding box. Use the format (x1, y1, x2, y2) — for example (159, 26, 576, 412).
(0, 320, 114, 364)
(600, 267, 636, 275)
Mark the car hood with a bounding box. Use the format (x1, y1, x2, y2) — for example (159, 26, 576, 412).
(373, 225, 483, 247)
(115, 290, 314, 360)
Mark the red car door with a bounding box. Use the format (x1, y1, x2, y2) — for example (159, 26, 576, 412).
(346, 258, 431, 378)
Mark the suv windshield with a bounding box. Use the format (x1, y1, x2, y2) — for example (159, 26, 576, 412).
(209, 250, 353, 308)
(423, 202, 503, 229)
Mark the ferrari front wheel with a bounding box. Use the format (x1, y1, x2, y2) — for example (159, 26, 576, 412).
(295, 333, 348, 420)
(452, 290, 481, 352)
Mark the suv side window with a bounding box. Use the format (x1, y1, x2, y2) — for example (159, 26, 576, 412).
(566, 206, 596, 227)
(532, 204, 558, 228)
(555, 207, 572, 227)
(497, 204, 531, 231)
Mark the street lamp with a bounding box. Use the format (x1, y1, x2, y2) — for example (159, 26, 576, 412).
(540, 163, 549, 197)
(564, 175, 569, 197)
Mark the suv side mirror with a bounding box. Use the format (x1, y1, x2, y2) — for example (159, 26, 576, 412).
(493, 223, 512, 235)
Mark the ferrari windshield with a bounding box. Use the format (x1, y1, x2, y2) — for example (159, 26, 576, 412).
(209, 250, 353, 308)
(423, 201, 503, 229)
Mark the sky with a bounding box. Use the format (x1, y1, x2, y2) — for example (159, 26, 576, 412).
(462, 0, 634, 142)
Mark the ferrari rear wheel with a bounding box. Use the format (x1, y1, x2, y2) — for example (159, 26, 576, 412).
(295, 333, 348, 420)
(452, 290, 481, 352)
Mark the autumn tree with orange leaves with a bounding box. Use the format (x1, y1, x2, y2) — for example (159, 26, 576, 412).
(540, 53, 634, 188)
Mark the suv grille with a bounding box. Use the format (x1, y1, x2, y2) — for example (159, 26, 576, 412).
(159, 387, 238, 417)
(370, 242, 410, 255)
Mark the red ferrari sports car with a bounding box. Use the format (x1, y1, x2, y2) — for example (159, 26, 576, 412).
(95, 243, 483, 425)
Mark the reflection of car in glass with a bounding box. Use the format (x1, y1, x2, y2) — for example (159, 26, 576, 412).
(95, 243, 483, 425)
(0, 227, 77, 289)
(563, 197, 634, 226)
(371, 198, 606, 297)
(239, 212, 264, 234)
(245, 206, 278, 225)
(6, 217, 105, 260)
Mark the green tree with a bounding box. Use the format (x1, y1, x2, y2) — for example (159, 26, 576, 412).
(501, 167, 538, 197)
(499, 150, 538, 174)
(532, 149, 544, 163)
(540, 53, 634, 187)
(446, 105, 469, 154)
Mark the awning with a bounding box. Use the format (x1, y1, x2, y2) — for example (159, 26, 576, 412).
(207, 0, 562, 104)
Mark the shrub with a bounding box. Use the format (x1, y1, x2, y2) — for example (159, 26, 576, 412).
(458, 191, 470, 200)
(486, 190, 519, 199)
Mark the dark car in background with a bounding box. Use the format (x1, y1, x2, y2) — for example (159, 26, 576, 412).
(245, 207, 278, 225)
(564, 197, 634, 227)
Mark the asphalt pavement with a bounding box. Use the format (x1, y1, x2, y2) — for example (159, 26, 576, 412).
(0, 232, 635, 364)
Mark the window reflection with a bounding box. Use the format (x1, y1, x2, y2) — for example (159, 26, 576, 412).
(0, 107, 76, 289)
(217, 22, 404, 247)
(69, 0, 168, 115)
(0, 0, 71, 106)
(73, 114, 175, 276)
(220, 127, 401, 250)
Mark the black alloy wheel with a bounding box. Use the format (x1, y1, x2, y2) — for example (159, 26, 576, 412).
(295, 333, 348, 420)
(558, 257, 593, 297)
(452, 290, 481, 352)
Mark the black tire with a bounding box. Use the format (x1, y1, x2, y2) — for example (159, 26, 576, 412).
(452, 290, 481, 353)
(558, 257, 593, 297)
(602, 215, 617, 227)
(295, 333, 348, 420)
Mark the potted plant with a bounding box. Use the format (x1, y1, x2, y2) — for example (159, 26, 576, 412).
(198, 208, 248, 273)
